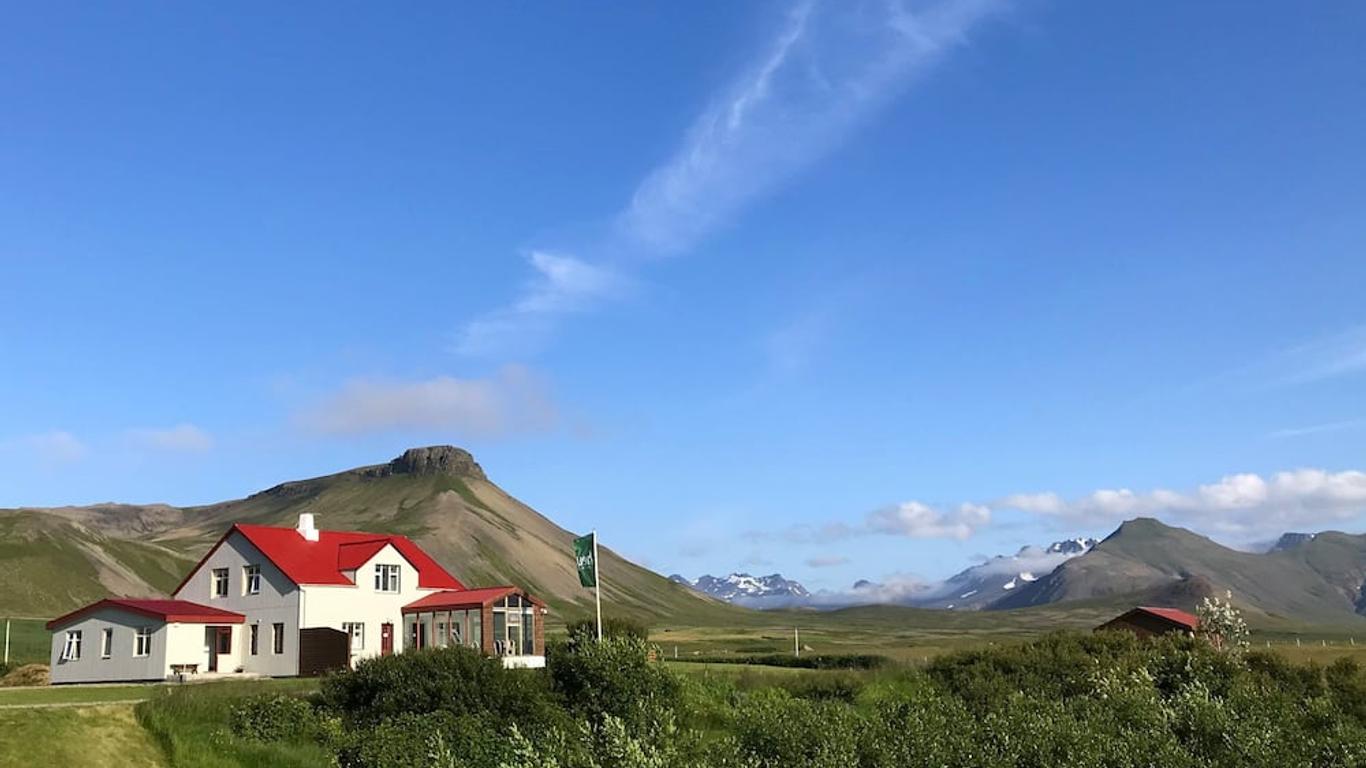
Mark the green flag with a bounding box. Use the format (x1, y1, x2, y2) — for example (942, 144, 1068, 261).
(573, 532, 597, 588)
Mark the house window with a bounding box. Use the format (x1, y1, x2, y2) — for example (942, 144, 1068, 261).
(212, 568, 229, 598)
(250, 624, 259, 656)
(272, 623, 284, 655)
(374, 564, 401, 593)
(100, 628, 113, 658)
(134, 627, 152, 657)
(343, 622, 364, 651)
(243, 564, 261, 595)
(61, 630, 82, 661)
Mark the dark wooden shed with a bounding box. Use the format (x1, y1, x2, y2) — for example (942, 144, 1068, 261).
(1096, 606, 1199, 638)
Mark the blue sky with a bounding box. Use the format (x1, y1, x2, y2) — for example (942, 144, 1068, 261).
(3, 1, 1365, 592)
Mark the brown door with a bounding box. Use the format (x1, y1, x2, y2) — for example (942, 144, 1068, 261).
(208, 627, 231, 672)
(380, 623, 394, 656)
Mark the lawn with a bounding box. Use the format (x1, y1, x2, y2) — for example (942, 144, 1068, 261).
(0, 684, 159, 706)
(0, 704, 165, 767)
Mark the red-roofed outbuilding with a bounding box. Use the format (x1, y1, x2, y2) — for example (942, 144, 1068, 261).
(1096, 606, 1200, 638)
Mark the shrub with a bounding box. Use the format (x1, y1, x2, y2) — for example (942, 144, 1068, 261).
(565, 616, 649, 642)
(334, 711, 519, 768)
(548, 633, 680, 727)
(319, 645, 559, 730)
(228, 693, 321, 742)
(674, 653, 889, 670)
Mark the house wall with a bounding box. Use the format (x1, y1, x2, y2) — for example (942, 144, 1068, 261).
(300, 543, 441, 663)
(49, 607, 168, 684)
(173, 531, 301, 676)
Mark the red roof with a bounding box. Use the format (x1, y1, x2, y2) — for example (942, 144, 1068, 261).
(403, 586, 545, 613)
(1134, 606, 1200, 630)
(47, 599, 245, 630)
(173, 523, 464, 594)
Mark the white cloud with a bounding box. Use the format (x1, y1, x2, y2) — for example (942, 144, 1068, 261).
(805, 555, 851, 568)
(619, 0, 1005, 254)
(458, 0, 1004, 353)
(456, 251, 631, 356)
(866, 501, 991, 540)
(298, 365, 558, 437)
(998, 469, 1366, 538)
(22, 430, 88, 464)
(1268, 418, 1366, 439)
(127, 423, 213, 454)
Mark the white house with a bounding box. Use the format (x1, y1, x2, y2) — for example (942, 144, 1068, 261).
(48, 514, 546, 684)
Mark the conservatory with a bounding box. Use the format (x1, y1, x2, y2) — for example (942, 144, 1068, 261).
(402, 586, 547, 668)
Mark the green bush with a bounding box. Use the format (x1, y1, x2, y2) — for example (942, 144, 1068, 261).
(318, 645, 559, 730)
(565, 616, 649, 642)
(548, 633, 680, 727)
(228, 693, 321, 742)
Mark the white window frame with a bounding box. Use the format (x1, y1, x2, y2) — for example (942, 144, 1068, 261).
(272, 623, 284, 655)
(134, 627, 152, 657)
(243, 564, 261, 595)
(374, 564, 401, 593)
(100, 627, 113, 659)
(62, 630, 82, 661)
(212, 567, 229, 598)
(342, 622, 365, 651)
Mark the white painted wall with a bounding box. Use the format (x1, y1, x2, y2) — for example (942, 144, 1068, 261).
(49, 607, 168, 684)
(172, 530, 301, 676)
(300, 542, 442, 663)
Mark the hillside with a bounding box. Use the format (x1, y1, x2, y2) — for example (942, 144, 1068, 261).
(0, 446, 727, 623)
(992, 518, 1366, 623)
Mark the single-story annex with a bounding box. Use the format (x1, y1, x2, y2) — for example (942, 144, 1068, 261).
(47, 514, 546, 684)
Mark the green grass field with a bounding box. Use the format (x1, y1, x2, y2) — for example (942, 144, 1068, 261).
(3, 617, 50, 666)
(0, 704, 165, 767)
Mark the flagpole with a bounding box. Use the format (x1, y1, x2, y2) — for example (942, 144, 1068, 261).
(593, 530, 603, 642)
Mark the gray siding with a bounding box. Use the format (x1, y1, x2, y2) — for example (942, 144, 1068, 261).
(173, 531, 301, 676)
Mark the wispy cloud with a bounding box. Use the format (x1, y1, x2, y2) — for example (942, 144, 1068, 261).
(620, 0, 1003, 254)
(458, 0, 1004, 354)
(456, 252, 632, 356)
(1267, 418, 1366, 440)
(13, 430, 89, 465)
(806, 555, 851, 568)
(126, 423, 214, 454)
(297, 365, 558, 437)
(1275, 325, 1366, 386)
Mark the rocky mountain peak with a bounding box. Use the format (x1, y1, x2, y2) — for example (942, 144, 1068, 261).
(382, 446, 486, 480)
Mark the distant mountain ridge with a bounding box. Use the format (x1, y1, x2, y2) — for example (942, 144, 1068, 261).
(671, 572, 810, 603)
(881, 537, 1100, 610)
(990, 518, 1366, 622)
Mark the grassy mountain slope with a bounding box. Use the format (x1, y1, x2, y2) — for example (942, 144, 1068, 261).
(0, 447, 729, 623)
(992, 518, 1366, 623)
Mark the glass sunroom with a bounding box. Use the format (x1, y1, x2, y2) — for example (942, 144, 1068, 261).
(401, 586, 547, 668)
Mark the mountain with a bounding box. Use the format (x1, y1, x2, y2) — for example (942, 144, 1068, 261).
(1270, 532, 1317, 552)
(990, 518, 1366, 623)
(0, 446, 727, 623)
(673, 573, 810, 603)
(907, 537, 1099, 610)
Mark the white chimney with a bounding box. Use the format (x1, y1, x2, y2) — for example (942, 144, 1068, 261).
(296, 513, 319, 542)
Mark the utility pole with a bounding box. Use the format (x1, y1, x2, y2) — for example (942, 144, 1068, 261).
(794, 627, 800, 658)
(3, 618, 9, 665)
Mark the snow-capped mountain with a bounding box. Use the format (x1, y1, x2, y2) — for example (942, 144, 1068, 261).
(671, 572, 810, 603)
(906, 537, 1098, 610)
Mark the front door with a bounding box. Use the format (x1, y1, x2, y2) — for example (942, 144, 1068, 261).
(207, 627, 231, 672)
(380, 623, 393, 656)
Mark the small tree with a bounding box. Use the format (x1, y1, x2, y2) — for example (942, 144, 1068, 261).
(1196, 591, 1249, 654)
